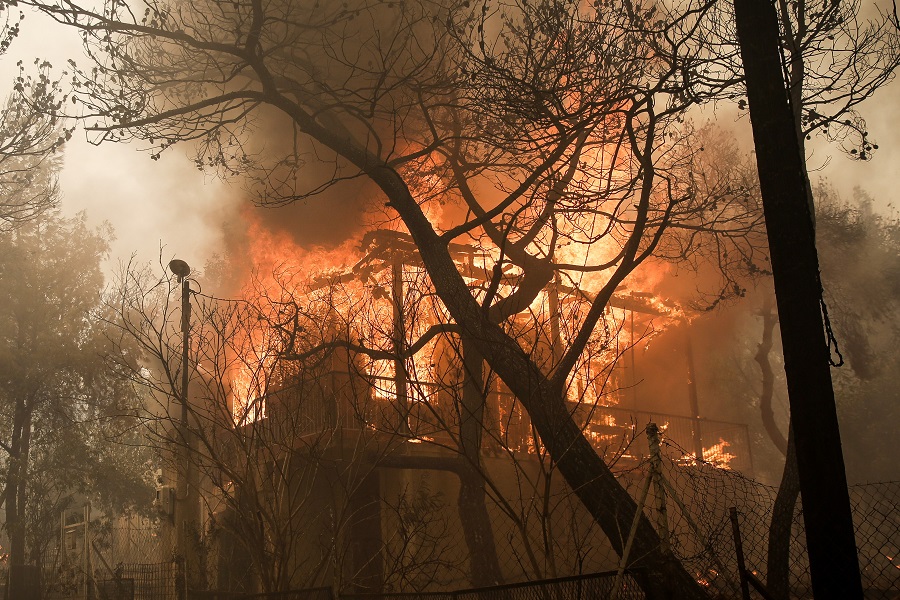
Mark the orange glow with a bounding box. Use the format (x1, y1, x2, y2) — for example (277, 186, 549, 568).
(702, 438, 736, 469)
(225, 130, 706, 460)
(227, 210, 362, 421)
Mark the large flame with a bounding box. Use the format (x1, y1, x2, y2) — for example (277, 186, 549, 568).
(226, 210, 363, 421)
(225, 210, 679, 430)
(224, 129, 684, 432)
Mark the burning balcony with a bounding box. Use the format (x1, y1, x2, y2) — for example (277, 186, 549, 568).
(254, 366, 752, 475)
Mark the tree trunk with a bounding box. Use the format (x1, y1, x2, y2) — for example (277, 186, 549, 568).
(392, 260, 410, 436)
(6, 394, 35, 600)
(733, 0, 863, 598)
(344, 177, 707, 600)
(517, 379, 700, 599)
(756, 297, 799, 599)
(755, 297, 787, 456)
(457, 336, 503, 587)
(767, 425, 800, 600)
(414, 275, 705, 596)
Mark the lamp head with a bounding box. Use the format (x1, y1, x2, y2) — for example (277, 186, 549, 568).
(168, 259, 191, 282)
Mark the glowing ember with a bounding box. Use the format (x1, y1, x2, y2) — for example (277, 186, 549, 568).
(702, 438, 736, 469)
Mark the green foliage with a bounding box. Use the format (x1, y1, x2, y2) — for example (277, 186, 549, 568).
(815, 185, 900, 482)
(0, 211, 155, 564)
(699, 183, 900, 483)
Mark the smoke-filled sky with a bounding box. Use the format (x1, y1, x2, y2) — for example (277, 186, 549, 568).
(0, 16, 221, 272)
(2, 7, 897, 281)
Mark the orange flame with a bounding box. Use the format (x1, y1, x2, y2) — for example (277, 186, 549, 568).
(702, 438, 736, 469)
(227, 210, 364, 420)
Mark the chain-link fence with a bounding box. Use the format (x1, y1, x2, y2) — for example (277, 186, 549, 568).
(30, 433, 898, 600)
(850, 481, 900, 594)
(452, 571, 644, 600)
(634, 434, 900, 599)
(195, 588, 334, 600)
(387, 427, 897, 599)
(42, 561, 180, 600)
(38, 512, 178, 600)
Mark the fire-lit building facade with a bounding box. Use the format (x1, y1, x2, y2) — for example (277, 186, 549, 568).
(190, 229, 753, 594)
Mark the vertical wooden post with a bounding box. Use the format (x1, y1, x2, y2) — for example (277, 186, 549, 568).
(684, 332, 704, 462)
(629, 310, 638, 409)
(60, 510, 66, 567)
(83, 503, 90, 600)
(392, 259, 410, 435)
(647, 423, 671, 556)
(610, 456, 654, 600)
(548, 275, 562, 363)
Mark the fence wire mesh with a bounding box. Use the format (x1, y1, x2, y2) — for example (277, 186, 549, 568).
(32, 439, 898, 600)
(361, 432, 898, 598)
(391, 430, 898, 599)
(850, 481, 900, 593)
(649, 436, 900, 599)
(451, 571, 644, 600)
(42, 560, 179, 600)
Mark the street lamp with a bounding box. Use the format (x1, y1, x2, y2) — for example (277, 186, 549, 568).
(169, 259, 191, 430)
(168, 259, 198, 596)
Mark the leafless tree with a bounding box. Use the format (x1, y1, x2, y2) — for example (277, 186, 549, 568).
(106, 260, 478, 593)
(17, 0, 896, 595)
(0, 7, 72, 229)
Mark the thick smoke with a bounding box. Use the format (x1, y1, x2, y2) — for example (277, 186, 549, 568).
(238, 108, 381, 247)
(629, 185, 900, 485)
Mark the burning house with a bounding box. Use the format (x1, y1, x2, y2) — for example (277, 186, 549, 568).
(164, 227, 754, 595)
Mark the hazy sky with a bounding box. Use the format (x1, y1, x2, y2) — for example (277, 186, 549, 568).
(3, 7, 898, 281)
(1, 11, 245, 276)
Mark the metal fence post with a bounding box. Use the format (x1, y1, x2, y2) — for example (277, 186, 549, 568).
(730, 507, 778, 600)
(84, 503, 91, 600)
(610, 424, 658, 600)
(175, 555, 186, 600)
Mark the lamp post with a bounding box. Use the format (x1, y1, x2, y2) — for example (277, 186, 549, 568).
(168, 259, 199, 595)
(169, 259, 191, 438)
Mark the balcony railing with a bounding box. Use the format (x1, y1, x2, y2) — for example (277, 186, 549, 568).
(263, 371, 753, 475)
